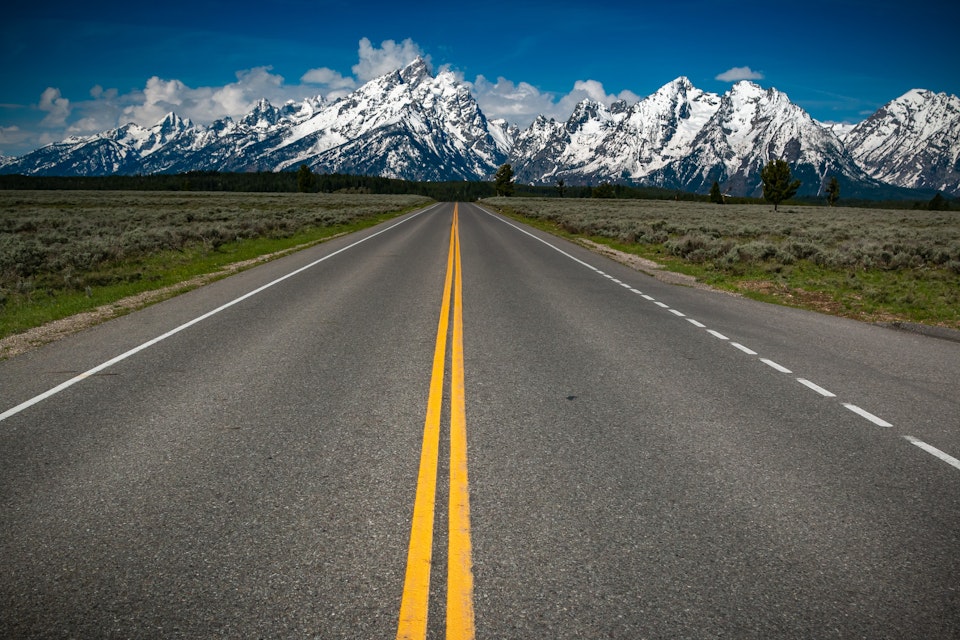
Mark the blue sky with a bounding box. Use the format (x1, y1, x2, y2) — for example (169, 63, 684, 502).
(2, 0, 957, 157)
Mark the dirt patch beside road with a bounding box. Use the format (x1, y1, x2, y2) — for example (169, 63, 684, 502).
(576, 238, 714, 290)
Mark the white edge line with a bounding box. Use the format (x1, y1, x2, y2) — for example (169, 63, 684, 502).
(484, 212, 610, 274)
(796, 378, 836, 397)
(760, 358, 792, 374)
(0, 204, 440, 423)
(903, 436, 960, 471)
(730, 342, 757, 355)
(843, 403, 893, 427)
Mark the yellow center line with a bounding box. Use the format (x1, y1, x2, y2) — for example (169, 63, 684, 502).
(396, 209, 454, 640)
(447, 205, 475, 639)
(397, 204, 475, 640)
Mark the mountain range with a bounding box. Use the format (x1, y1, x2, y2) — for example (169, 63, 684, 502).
(2, 57, 958, 198)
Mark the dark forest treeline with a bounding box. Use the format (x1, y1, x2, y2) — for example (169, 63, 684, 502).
(0, 171, 488, 200)
(0, 172, 949, 209)
(0, 171, 701, 202)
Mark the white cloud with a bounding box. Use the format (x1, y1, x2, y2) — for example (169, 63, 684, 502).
(353, 37, 428, 81)
(120, 66, 292, 126)
(0, 125, 29, 149)
(4, 35, 655, 157)
(715, 66, 764, 82)
(301, 67, 356, 89)
(38, 87, 71, 127)
(466, 75, 641, 127)
(556, 79, 641, 115)
(467, 75, 557, 125)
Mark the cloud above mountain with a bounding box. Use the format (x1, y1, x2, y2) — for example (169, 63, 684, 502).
(13, 37, 645, 156)
(716, 66, 765, 82)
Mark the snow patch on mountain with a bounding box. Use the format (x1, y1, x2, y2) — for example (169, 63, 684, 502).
(1, 59, 956, 197)
(844, 89, 960, 194)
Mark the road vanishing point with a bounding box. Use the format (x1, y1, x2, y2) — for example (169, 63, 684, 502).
(2, 202, 959, 638)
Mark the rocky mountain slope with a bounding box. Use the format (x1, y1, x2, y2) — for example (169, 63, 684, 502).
(2, 58, 957, 197)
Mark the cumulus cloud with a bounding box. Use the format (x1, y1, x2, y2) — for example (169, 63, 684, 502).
(38, 87, 71, 127)
(556, 80, 641, 116)
(715, 66, 764, 82)
(465, 75, 641, 127)
(0, 125, 30, 149)
(467, 75, 557, 125)
(301, 67, 356, 89)
(353, 37, 428, 82)
(16, 37, 433, 151)
(5, 35, 653, 157)
(120, 66, 290, 126)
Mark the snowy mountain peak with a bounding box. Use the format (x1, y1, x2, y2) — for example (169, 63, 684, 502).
(844, 87, 960, 194)
(729, 80, 767, 98)
(154, 112, 192, 133)
(242, 99, 281, 128)
(660, 76, 696, 94)
(1, 68, 956, 198)
(400, 56, 432, 84)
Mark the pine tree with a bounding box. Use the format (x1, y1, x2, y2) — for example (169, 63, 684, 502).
(297, 164, 315, 193)
(709, 181, 724, 204)
(592, 183, 615, 199)
(556, 178, 566, 198)
(826, 176, 840, 206)
(760, 159, 801, 211)
(494, 163, 514, 197)
(928, 192, 949, 211)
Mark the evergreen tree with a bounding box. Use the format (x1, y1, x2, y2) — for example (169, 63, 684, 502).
(494, 163, 514, 196)
(928, 192, 949, 210)
(297, 164, 315, 193)
(709, 181, 724, 204)
(826, 176, 840, 206)
(556, 178, 566, 198)
(592, 183, 616, 199)
(760, 159, 801, 211)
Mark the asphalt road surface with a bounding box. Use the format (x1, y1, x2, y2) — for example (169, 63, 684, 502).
(2, 202, 958, 638)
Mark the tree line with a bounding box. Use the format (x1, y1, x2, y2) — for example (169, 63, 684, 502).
(1, 164, 952, 209)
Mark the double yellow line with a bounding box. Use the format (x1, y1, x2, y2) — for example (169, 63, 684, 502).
(397, 204, 475, 640)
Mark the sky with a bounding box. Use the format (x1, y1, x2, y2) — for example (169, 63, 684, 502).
(2, 0, 958, 157)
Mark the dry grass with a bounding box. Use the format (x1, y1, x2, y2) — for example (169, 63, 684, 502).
(482, 197, 960, 329)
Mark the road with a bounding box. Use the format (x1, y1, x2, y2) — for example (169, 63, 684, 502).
(2, 201, 958, 638)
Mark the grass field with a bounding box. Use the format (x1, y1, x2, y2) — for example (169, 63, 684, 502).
(0, 191, 432, 342)
(481, 197, 960, 329)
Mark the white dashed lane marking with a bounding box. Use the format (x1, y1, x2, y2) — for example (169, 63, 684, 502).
(797, 378, 837, 398)
(482, 209, 958, 472)
(903, 437, 960, 471)
(843, 403, 893, 428)
(731, 342, 758, 355)
(760, 358, 793, 374)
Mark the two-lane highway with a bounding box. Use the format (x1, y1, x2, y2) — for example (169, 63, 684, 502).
(2, 202, 958, 638)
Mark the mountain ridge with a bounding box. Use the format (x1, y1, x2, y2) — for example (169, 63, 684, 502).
(2, 57, 957, 198)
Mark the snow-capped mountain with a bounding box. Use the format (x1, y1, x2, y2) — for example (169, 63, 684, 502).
(511, 77, 722, 186)
(2, 58, 957, 197)
(258, 57, 509, 180)
(844, 89, 960, 195)
(664, 81, 871, 197)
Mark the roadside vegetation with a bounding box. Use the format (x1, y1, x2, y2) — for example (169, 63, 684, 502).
(480, 197, 960, 329)
(0, 191, 432, 341)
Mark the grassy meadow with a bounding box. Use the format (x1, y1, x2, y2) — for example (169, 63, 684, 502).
(481, 197, 960, 329)
(0, 191, 432, 341)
